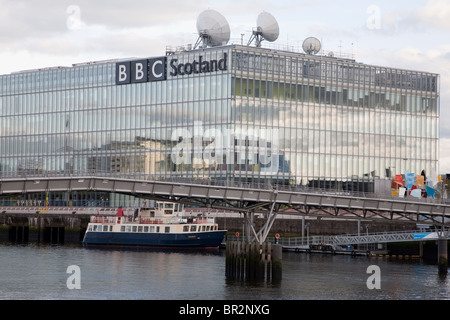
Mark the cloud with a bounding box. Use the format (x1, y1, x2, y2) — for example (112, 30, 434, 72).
(409, 0, 450, 31)
(0, 0, 208, 49)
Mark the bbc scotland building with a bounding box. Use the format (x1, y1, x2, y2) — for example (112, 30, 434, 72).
(0, 41, 440, 206)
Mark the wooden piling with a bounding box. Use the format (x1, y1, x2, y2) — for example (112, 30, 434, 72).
(272, 244, 283, 280)
(226, 240, 282, 281)
(438, 238, 448, 275)
(266, 242, 272, 280)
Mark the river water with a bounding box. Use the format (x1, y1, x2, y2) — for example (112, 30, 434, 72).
(0, 242, 449, 301)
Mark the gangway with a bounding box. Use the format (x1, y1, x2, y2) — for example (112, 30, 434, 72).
(267, 229, 450, 248)
(332, 230, 446, 246)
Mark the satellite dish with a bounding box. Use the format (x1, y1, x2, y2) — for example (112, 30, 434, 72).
(302, 37, 321, 55)
(194, 9, 230, 48)
(248, 12, 279, 47)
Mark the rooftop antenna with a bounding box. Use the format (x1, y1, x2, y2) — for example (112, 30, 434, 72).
(247, 11, 279, 47)
(194, 9, 230, 49)
(302, 37, 321, 55)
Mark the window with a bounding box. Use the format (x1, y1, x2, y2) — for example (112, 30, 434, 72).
(165, 226, 170, 233)
(138, 226, 143, 232)
(144, 226, 149, 232)
(183, 226, 189, 232)
(190, 226, 197, 232)
(121, 226, 125, 232)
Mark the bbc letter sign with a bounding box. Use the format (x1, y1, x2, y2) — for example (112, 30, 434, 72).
(116, 57, 166, 85)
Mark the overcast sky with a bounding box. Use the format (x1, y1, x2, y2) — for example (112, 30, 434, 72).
(1, 0, 449, 172)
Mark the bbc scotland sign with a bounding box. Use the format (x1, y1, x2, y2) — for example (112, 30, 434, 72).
(115, 53, 228, 85)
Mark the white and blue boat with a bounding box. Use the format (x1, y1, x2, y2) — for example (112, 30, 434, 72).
(82, 202, 226, 249)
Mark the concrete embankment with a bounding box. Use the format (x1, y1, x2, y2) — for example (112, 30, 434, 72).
(0, 212, 90, 244)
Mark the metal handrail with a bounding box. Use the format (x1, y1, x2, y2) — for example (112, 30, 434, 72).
(226, 228, 449, 246)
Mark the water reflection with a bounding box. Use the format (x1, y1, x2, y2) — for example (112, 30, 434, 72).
(1, 244, 450, 300)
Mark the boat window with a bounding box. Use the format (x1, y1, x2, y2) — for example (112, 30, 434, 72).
(103, 226, 109, 232)
(156, 226, 160, 233)
(165, 226, 170, 233)
(132, 226, 137, 232)
(150, 226, 155, 232)
(165, 203, 173, 208)
(93, 225, 97, 231)
(144, 226, 149, 232)
(88, 225, 93, 231)
(126, 226, 131, 232)
(206, 226, 210, 231)
(190, 225, 197, 232)
(183, 226, 189, 232)
(121, 226, 125, 232)
(110, 226, 113, 232)
(150, 211, 155, 217)
(202, 226, 206, 232)
(138, 226, 143, 232)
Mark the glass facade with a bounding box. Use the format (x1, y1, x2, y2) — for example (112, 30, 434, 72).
(231, 46, 439, 191)
(0, 45, 440, 204)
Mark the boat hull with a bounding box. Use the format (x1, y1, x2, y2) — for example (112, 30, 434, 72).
(82, 230, 226, 249)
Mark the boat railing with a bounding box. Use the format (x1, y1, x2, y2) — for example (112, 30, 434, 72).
(122, 217, 216, 225)
(90, 216, 116, 223)
(90, 215, 216, 225)
(190, 218, 215, 224)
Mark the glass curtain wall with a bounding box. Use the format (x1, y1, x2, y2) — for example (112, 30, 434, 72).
(0, 44, 440, 201)
(0, 48, 233, 183)
(231, 45, 439, 192)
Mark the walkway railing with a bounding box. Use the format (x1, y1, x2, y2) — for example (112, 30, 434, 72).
(1, 171, 446, 205)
